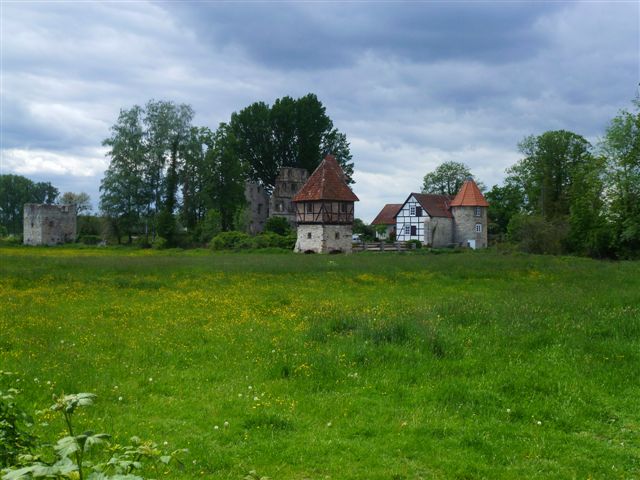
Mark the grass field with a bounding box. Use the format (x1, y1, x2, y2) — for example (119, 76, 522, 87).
(1, 246, 639, 479)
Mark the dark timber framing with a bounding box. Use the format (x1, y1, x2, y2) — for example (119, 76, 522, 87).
(295, 200, 355, 225)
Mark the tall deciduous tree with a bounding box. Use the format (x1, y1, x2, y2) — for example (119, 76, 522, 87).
(566, 155, 611, 256)
(422, 161, 482, 196)
(180, 126, 215, 230)
(59, 192, 92, 214)
(0, 175, 59, 235)
(205, 124, 247, 231)
(230, 94, 353, 190)
(485, 182, 524, 235)
(601, 98, 640, 255)
(100, 105, 148, 243)
(508, 130, 592, 218)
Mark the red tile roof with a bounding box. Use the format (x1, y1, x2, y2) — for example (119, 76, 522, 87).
(411, 193, 454, 218)
(450, 179, 489, 207)
(292, 155, 359, 202)
(371, 204, 402, 225)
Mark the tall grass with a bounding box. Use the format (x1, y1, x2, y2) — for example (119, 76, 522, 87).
(1, 247, 639, 478)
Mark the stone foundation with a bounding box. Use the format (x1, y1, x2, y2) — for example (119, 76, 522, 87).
(294, 224, 353, 253)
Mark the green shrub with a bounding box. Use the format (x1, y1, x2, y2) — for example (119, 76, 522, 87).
(210, 231, 251, 251)
(198, 210, 222, 243)
(256, 232, 296, 249)
(209, 231, 295, 251)
(78, 235, 101, 245)
(0, 373, 36, 468)
(263, 217, 291, 236)
(406, 239, 422, 249)
(77, 215, 102, 237)
(152, 236, 168, 250)
(1, 392, 184, 479)
(0, 236, 22, 246)
(0, 226, 8, 238)
(507, 214, 569, 255)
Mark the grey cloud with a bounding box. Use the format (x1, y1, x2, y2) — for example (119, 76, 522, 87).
(168, 2, 561, 70)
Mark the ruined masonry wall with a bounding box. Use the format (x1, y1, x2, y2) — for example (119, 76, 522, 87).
(269, 167, 309, 228)
(244, 182, 269, 234)
(23, 204, 77, 246)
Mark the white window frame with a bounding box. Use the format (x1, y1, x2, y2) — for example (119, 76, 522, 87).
(410, 205, 416, 216)
(474, 207, 481, 217)
(404, 225, 411, 235)
(475, 223, 482, 233)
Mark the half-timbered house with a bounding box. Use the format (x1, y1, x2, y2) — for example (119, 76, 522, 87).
(391, 179, 489, 248)
(292, 155, 359, 253)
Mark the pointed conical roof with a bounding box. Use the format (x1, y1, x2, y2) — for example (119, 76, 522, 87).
(450, 179, 489, 207)
(292, 155, 359, 202)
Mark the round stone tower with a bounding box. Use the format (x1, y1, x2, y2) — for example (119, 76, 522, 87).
(450, 178, 489, 249)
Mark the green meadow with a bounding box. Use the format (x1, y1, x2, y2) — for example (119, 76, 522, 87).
(1, 247, 639, 479)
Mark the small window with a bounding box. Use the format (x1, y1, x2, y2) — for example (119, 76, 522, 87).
(411, 225, 417, 236)
(306, 203, 313, 214)
(341, 203, 347, 213)
(416, 206, 422, 217)
(335, 232, 340, 239)
(474, 207, 481, 217)
(291, 183, 296, 192)
(278, 203, 284, 212)
(404, 225, 410, 235)
(475, 223, 482, 233)
(410, 205, 416, 216)
(307, 232, 312, 239)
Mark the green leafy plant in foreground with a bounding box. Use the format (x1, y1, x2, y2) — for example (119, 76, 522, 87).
(1, 393, 184, 480)
(0, 373, 36, 468)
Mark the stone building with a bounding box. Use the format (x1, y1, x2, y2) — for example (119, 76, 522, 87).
(293, 155, 359, 253)
(269, 167, 309, 228)
(244, 182, 269, 234)
(449, 179, 489, 249)
(376, 178, 489, 248)
(23, 203, 77, 246)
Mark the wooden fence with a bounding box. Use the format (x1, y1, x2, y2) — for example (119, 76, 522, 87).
(352, 241, 413, 252)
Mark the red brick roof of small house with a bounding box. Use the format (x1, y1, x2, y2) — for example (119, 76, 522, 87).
(450, 179, 489, 207)
(371, 204, 402, 225)
(292, 154, 359, 202)
(410, 193, 454, 218)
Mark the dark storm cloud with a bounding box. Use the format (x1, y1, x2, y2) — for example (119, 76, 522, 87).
(169, 2, 560, 70)
(2, 1, 638, 219)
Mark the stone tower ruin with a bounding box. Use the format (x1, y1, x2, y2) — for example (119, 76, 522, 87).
(23, 204, 77, 246)
(269, 167, 309, 229)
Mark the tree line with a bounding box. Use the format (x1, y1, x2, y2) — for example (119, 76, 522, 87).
(0, 175, 92, 236)
(99, 94, 353, 245)
(421, 97, 639, 258)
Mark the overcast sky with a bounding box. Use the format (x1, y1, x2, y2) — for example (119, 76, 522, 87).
(1, 1, 638, 221)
